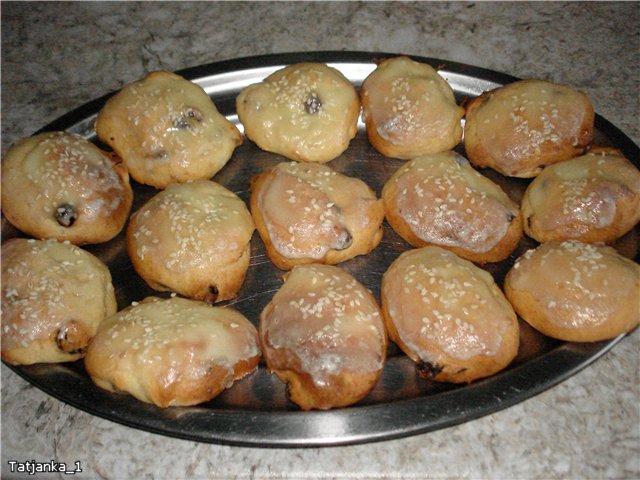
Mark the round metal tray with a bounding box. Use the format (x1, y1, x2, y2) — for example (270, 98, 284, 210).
(3, 51, 638, 447)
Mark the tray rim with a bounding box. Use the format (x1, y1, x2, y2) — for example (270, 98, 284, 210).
(4, 50, 638, 448)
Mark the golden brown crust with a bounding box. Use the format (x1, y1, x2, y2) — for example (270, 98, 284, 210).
(521, 148, 640, 243)
(381, 247, 519, 384)
(125, 180, 254, 303)
(1, 238, 117, 365)
(504, 241, 640, 342)
(381, 152, 523, 263)
(271, 365, 382, 411)
(464, 79, 594, 178)
(1, 132, 133, 245)
(236, 63, 360, 163)
(361, 56, 464, 159)
(84, 297, 261, 408)
(96, 71, 241, 189)
(249, 162, 384, 270)
(259, 264, 387, 410)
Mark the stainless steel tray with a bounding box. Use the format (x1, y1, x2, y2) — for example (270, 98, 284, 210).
(3, 52, 638, 447)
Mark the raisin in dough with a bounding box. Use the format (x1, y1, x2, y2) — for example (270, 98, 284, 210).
(1, 238, 117, 365)
(85, 297, 260, 407)
(250, 162, 384, 270)
(1, 132, 133, 245)
(259, 264, 387, 410)
(96, 71, 241, 189)
(126, 180, 254, 302)
(382, 151, 522, 263)
(465, 79, 594, 177)
(360, 56, 464, 159)
(505, 241, 639, 342)
(522, 147, 640, 243)
(381, 246, 519, 383)
(236, 63, 360, 163)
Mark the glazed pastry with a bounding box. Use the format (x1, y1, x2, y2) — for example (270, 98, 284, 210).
(1, 132, 133, 245)
(381, 151, 522, 263)
(1, 238, 117, 365)
(236, 62, 360, 163)
(381, 246, 519, 383)
(126, 180, 254, 302)
(85, 297, 260, 407)
(360, 56, 464, 159)
(465, 79, 594, 177)
(504, 241, 640, 342)
(522, 147, 640, 243)
(96, 71, 241, 188)
(250, 162, 384, 270)
(259, 264, 387, 410)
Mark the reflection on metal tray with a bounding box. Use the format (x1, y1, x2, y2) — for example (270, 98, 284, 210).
(2, 51, 638, 447)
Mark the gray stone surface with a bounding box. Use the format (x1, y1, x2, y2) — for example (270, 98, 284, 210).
(1, 2, 638, 479)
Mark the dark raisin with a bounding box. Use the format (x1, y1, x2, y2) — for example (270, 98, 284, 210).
(336, 228, 353, 251)
(174, 117, 190, 130)
(55, 203, 77, 227)
(205, 285, 219, 304)
(526, 216, 532, 229)
(151, 149, 168, 160)
(55, 328, 68, 351)
(304, 93, 322, 114)
(186, 108, 203, 121)
(416, 361, 444, 379)
(173, 107, 203, 130)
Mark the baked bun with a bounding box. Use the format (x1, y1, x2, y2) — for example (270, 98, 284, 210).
(236, 63, 360, 163)
(126, 180, 254, 302)
(85, 297, 260, 407)
(250, 162, 384, 270)
(464, 79, 594, 177)
(1, 238, 116, 365)
(381, 246, 519, 383)
(360, 56, 464, 159)
(1, 132, 133, 245)
(259, 264, 387, 410)
(381, 151, 522, 263)
(96, 71, 241, 189)
(504, 241, 640, 342)
(522, 147, 640, 243)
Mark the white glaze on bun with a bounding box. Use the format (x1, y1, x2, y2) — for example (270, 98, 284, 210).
(382, 246, 519, 383)
(250, 162, 383, 269)
(85, 297, 260, 407)
(505, 241, 640, 342)
(259, 264, 387, 409)
(236, 63, 360, 163)
(382, 151, 522, 263)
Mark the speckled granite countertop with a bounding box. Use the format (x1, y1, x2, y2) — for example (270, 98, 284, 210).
(1, 2, 638, 479)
